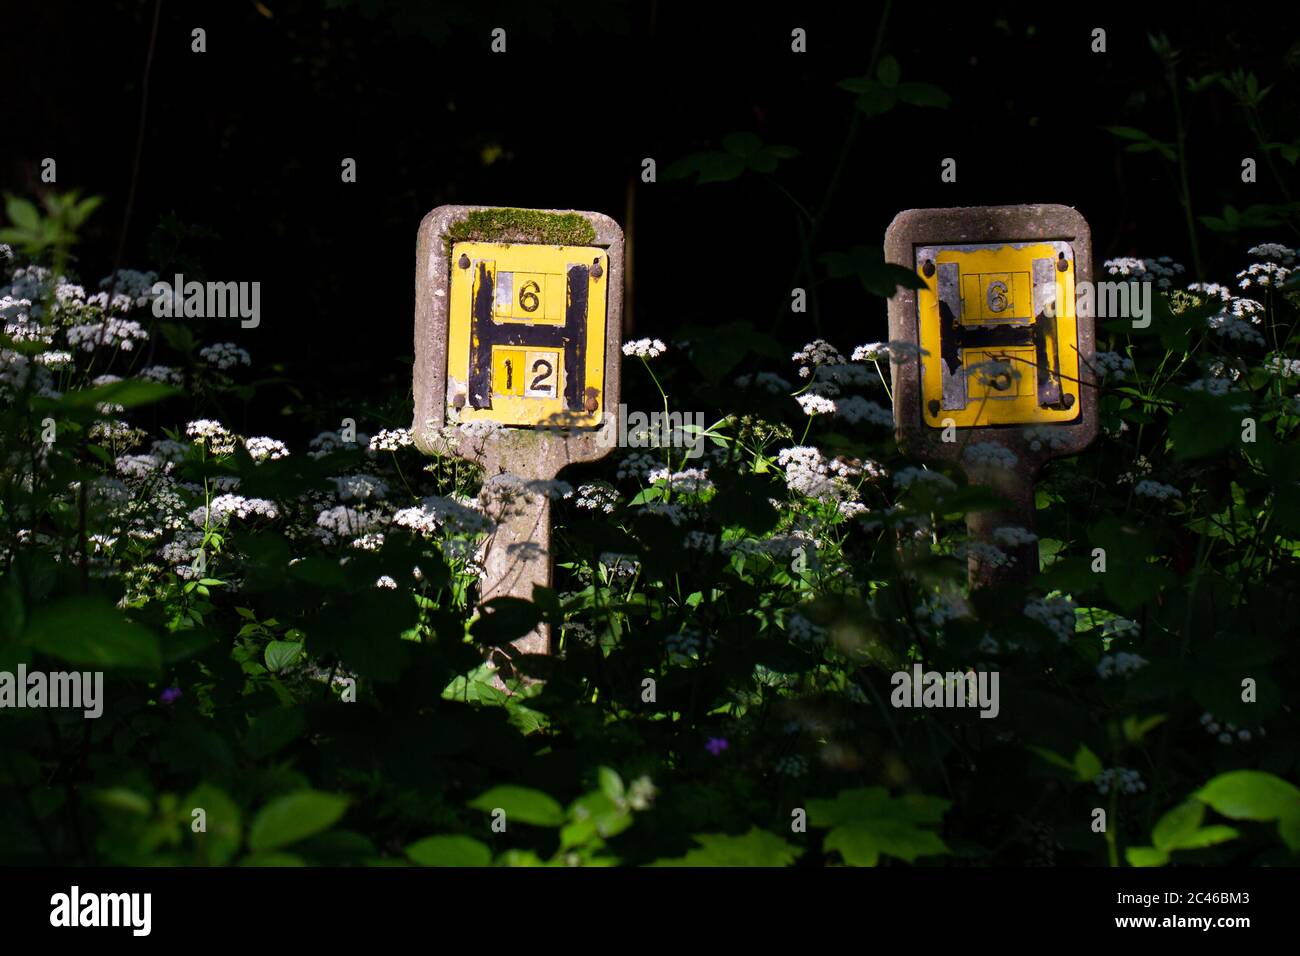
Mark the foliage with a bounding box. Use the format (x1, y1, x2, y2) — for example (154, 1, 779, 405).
(2, 25, 1299, 867)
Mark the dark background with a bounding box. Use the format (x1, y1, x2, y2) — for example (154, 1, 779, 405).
(9, 0, 1300, 437)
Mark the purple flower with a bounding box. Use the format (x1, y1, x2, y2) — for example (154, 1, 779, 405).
(705, 736, 729, 756)
(160, 686, 182, 705)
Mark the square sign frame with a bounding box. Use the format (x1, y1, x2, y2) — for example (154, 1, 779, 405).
(412, 205, 624, 480)
(885, 204, 1097, 476)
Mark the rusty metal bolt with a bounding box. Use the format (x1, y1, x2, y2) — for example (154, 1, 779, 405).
(452, 392, 466, 409)
(591, 260, 604, 279)
(458, 254, 470, 269)
(1057, 252, 1068, 272)
(927, 399, 941, 417)
(923, 259, 936, 278)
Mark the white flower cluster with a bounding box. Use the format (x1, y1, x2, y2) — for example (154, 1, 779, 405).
(1186, 377, 1236, 396)
(1264, 356, 1300, 379)
(116, 453, 169, 480)
(1091, 351, 1134, 382)
(622, 338, 667, 359)
(1095, 767, 1146, 795)
(99, 269, 160, 307)
(1237, 261, 1292, 290)
(1022, 426, 1069, 453)
(892, 466, 955, 491)
(394, 495, 491, 537)
(1133, 479, 1181, 500)
(796, 392, 836, 416)
(646, 467, 711, 494)
(914, 591, 972, 629)
(599, 552, 640, 579)
(309, 428, 370, 458)
(185, 419, 236, 455)
(1200, 712, 1264, 745)
(244, 437, 290, 461)
(792, 339, 845, 378)
(66, 317, 149, 352)
(851, 340, 929, 364)
(194, 494, 279, 525)
(199, 342, 252, 370)
(138, 364, 183, 384)
(1024, 595, 1076, 643)
(1096, 652, 1148, 679)
(315, 504, 386, 541)
(1117, 454, 1152, 484)
(683, 529, 717, 550)
(733, 371, 791, 394)
(333, 474, 388, 501)
(1207, 313, 1266, 348)
(1248, 243, 1297, 265)
(616, 451, 664, 482)
(369, 428, 414, 451)
(777, 446, 854, 502)
(567, 482, 619, 513)
(785, 611, 826, 646)
(833, 395, 894, 426)
(963, 442, 1018, 470)
(992, 525, 1038, 548)
(640, 501, 688, 526)
(1186, 281, 1233, 303)
(1104, 256, 1184, 289)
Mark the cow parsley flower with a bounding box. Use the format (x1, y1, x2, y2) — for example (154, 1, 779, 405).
(833, 395, 893, 426)
(244, 437, 290, 461)
(963, 442, 1018, 470)
(893, 466, 955, 491)
(1024, 595, 1076, 642)
(1133, 479, 1181, 500)
(1096, 652, 1148, 679)
(792, 339, 845, 378)
(369, 427, 414, 451)
(199, 342, 252, 370)
(185, 419, 236, 455)
(1095, 767, 1146, 795)
(623, 338, 667, 359)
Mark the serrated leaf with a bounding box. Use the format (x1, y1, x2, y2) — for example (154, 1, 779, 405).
(649, 827, 801, 866)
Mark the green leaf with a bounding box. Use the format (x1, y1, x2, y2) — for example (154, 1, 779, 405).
(649, 827, 802, 866)
(406, 835, 493, 867)
(895, 81, 950, 108)
(1152, 800, 1205, 851)
(1122, 714, 1167, 744)
(467, 786, 565, 827)
(185, 784, 242, 866)
(1029, 745, 1075, 771)
(4, 196, 41, 231)
(264, 640, 304, 673)
(806, 787, 950, 866)
(25, 596, 161, 672)
(1125, 846, 1169, 867)
(1073, 745, 1103, 783)
(1195, 771, 1300, 823)
(248, 790, 349, 851)
(876, 55, 901, 87)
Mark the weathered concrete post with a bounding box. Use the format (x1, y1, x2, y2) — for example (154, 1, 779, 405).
(411, 206, 624, 674)
(885, 205, 1097, 587)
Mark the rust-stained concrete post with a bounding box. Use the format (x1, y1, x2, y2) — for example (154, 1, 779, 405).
(885, 205, 1097, 588)
(412, 205, 623, 676)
